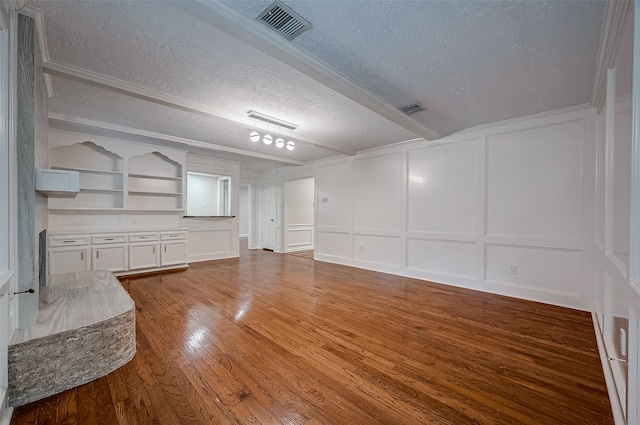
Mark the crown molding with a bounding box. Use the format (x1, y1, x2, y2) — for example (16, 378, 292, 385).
(185, 0, 439, 141)
(18, 5, 53, 97)
(48, 112, 306, 166)
(592, 0, 632, 113)
(43, 59, 355, 156)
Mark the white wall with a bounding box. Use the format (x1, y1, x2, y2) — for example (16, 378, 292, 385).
(284, 178, 314, 252)
(591, 84, 640, 423)
(258, 104, 597, 312)
(186, 173, 219, 216)
(239, 185, 249, 237)
(183, 154, 240, 262)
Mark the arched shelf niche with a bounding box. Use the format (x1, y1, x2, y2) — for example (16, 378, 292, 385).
(50, 142, 124, 210)
(127, 152, 184, 211)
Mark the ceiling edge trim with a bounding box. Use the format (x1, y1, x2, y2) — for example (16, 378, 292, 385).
(592, 0, 632, 113)
(446, 102, 595, 140)
(43, 59, 355, 156)
(48, 112, 306, 166)
(18, 5, 53, 97)
(189, 0, 440, 141)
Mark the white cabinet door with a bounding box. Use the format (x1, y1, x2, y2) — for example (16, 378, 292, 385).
(92, 245, 127, 272)
(161, 241, 186, 266)
(49, 247, 90, 275)
(129, 243, 160, 270)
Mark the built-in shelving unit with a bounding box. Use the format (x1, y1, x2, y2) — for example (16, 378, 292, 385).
(127, 152, 183, 211)
(50, 142, 124, 210)
(49, 143, 184, 212)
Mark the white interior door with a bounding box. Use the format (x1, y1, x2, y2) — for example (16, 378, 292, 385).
(261, 186, 277, 250)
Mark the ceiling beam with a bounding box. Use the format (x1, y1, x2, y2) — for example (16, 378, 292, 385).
(43, 59, 356, 156)
(48, 112, 306, 166)
(181, 1, 439, 141)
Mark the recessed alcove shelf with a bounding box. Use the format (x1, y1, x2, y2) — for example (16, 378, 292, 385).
(49, 143, 185, 212)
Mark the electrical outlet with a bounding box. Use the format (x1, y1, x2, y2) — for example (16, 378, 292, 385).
(509, 264, 518, 275)
(359, 246, 364, 253)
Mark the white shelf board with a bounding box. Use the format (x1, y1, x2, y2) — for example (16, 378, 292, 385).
(128, 173, 182, 181)
(52, 166, 122, 175)
(49, 208, 184, 212)
(79, 188, 123, 193)
(128, 191, 182, 196)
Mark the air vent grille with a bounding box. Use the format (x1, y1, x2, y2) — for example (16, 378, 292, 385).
(399, 103, 425, 115)
(257, 1, 311, 40)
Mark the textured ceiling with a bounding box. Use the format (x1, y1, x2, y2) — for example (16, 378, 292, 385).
(33, 0, 606, 169)
(225, 0, 605, 135)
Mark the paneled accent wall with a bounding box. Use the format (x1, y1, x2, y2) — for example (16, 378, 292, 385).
(308, 106, 597, 311)
(183, 153, 240, 262)
(284, 178, 314, 252)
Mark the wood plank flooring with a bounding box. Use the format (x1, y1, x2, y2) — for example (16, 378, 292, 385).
(286, 249, 314, 260)
(12, 243, 614, 424)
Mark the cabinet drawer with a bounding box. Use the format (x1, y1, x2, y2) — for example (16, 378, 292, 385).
(129, 233, 159, 243)
(49, 235, 90, 247)
(160, 232, 186, 241)
(92, 234, 127, 245)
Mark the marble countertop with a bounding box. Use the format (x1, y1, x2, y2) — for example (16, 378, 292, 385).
(10, 270, 134, 345)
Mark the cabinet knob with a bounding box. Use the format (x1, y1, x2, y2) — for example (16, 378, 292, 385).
(96, 250, 100, 259)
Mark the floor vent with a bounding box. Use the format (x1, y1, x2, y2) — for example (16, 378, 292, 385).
(256, 1, 312, 41)
(399, 103, 425, 115)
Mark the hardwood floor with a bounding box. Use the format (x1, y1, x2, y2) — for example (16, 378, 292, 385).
(286, 249, 314, 260)
(12, 244, 614, 424)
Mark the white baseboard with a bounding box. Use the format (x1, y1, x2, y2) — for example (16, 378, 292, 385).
(287, 244, 313, 252)
(592, 311, 627, 425)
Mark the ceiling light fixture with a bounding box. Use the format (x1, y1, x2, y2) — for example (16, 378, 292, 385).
(247, 110, 298, 151)
(247, 110, 297, 130)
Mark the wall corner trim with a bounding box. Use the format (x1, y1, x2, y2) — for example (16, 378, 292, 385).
(592, 0, 632, 113)
(592, 311, 627, 425)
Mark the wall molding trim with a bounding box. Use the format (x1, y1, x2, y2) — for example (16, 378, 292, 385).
(630, 1, 640, 296)
(592, 0, 632, 113)
(592, 312, 627, 425)
(48, 112, 306, 166)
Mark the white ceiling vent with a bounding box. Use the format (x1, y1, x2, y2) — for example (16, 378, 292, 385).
(399, 103, 425, 115)
(256, 1, 312, 41)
